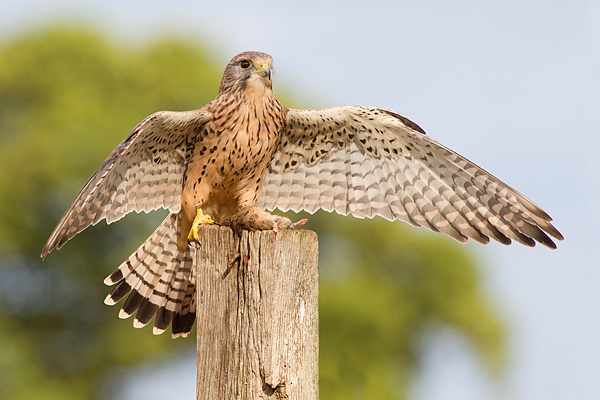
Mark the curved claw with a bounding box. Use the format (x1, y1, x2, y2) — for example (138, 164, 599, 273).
(187, 208, 215, 243)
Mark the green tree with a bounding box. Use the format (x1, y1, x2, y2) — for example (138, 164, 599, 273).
(313, 214, 504, 399)
(0, 28, 504, 400)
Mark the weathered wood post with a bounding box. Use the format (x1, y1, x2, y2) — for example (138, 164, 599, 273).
(196, 225, 319, 399)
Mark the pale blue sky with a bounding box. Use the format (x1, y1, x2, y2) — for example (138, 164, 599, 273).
(2, 1, 599, 399)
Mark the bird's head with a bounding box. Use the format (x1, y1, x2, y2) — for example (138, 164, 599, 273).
(218, 51, 274, 95)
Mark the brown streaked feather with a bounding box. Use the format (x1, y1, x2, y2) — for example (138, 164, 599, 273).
(41, 110, 212, 258)
(43, 51, 563, 339)
(258, 105, 563, 248)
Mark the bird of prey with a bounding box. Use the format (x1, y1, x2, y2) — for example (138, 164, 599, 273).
(41, 51, 563, 338)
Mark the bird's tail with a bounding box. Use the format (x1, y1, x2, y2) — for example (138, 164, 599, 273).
(103, 213, 197, 338)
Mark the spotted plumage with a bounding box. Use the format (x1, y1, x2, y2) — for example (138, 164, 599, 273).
(41, 51, 563, 338)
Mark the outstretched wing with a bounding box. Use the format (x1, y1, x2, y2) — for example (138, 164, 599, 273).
(258, 106, 563, 248)
(42, 110, 212, 257)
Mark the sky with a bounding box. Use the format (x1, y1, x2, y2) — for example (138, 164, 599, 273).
(1, 1, 599, 399)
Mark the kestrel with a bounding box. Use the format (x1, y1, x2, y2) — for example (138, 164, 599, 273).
(41, 51, 563, 338)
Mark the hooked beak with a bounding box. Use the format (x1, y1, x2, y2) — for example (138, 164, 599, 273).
(256, 63, 272, 80)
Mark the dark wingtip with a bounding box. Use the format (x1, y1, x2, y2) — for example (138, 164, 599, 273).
(546, 223, 564, 242)
(40, 240, 57, 260)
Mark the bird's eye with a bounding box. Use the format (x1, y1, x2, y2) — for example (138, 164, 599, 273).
(240, 60, 251, 69)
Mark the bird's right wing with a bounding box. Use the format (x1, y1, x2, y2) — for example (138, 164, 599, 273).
(42, 110, 212, 257)
(259, 106, 563, 248)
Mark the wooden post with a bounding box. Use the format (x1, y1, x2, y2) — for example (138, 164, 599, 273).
(196, 226, 319, 399)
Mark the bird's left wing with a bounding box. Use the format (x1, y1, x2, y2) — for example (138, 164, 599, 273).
(258, 106, 563, 248)
(42, 110, 212, 257)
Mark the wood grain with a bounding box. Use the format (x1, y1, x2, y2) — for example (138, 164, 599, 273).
(196, 226, 319, 399)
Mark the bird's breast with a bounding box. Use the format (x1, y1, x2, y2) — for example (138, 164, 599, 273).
(182, 97, 286, 220)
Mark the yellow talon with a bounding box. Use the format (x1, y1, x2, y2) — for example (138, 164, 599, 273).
(187, 208, 215, 242)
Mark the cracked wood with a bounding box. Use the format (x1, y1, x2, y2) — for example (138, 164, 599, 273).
(195, 226, 319, 399)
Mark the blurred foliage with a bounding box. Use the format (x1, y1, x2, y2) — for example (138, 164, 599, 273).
(0, 28, 504, 400)
(307, 214, 505, 400)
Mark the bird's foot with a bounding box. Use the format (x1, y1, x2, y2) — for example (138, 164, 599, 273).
(187, 208, 216, 243)
(221, 207, 307, 235)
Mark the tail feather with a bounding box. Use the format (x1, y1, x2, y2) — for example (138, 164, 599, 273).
(172, 260, 196, 338)
(153, 254, 193, 335)
(104, 213, 197, 338)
